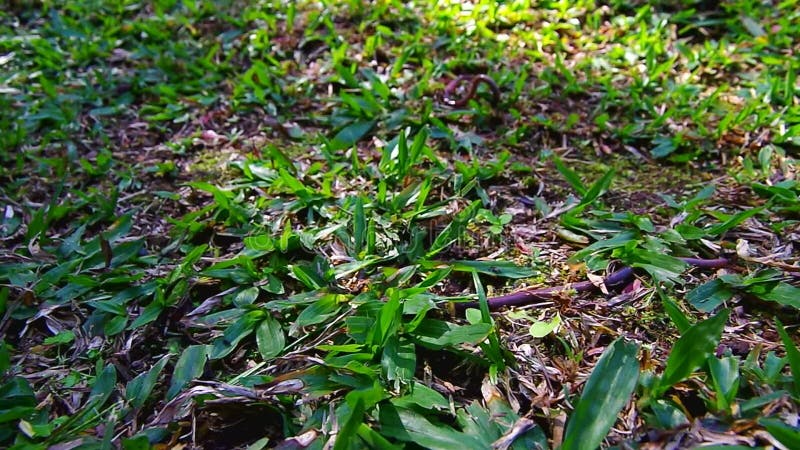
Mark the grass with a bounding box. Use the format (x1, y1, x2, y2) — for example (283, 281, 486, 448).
(1, 0, 799, 448)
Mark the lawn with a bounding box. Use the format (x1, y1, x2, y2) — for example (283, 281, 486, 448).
(1, 0, 799, 448)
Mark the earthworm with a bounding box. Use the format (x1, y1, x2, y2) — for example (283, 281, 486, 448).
(455, 257, 731, 311)
(442, 74, 501, 107)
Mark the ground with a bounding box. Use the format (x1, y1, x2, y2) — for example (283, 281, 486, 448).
(0, 1, 799, 449)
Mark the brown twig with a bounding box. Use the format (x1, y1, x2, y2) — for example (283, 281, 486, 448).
(454, 257, 731, 312)
(442, 75, 501, 107)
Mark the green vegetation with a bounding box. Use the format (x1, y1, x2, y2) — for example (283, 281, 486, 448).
(1, 0, 799, 448)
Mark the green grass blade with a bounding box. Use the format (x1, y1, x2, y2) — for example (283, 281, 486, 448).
(352, 196, 366, 256)
(378, 405, 484, 450)
(329, 120, 376, 151)
(687, 279, 735, 312)
(759, 418, 800, 449)
(426, 200, 480, 258)
(471, 271, 504, 369)
(562, 338, 640, 450)
(125, 355, 169, 409)
(167, 345, 208, 400)
(256, 315, 286, 361)
(553, 156, 586, 196)
(656, 309, 730, 396)
(578, 168, 615, 207)
(658, 287, 692, 333)
(775, 319, 800, 398)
